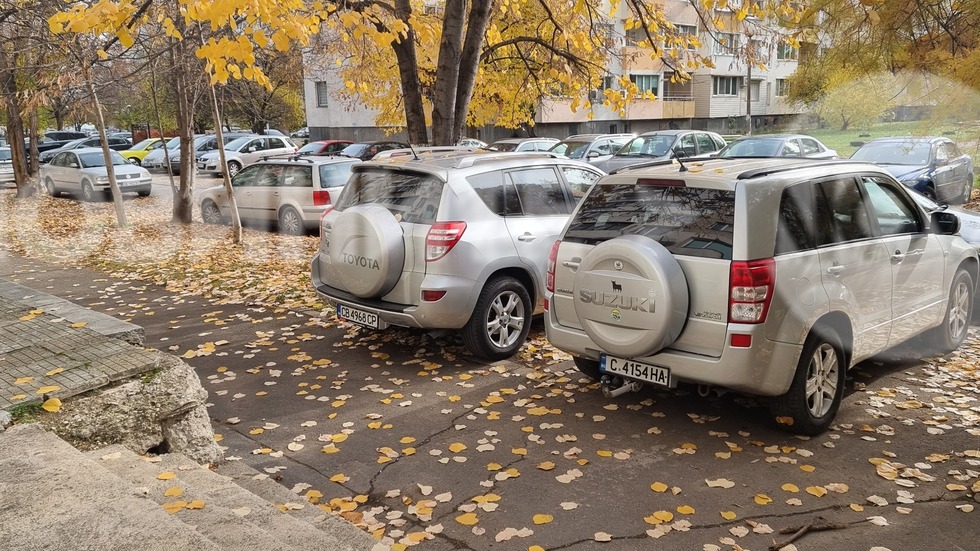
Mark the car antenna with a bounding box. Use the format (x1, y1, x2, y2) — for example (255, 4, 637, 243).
(675, 156, 688, 172)
(409, 143, 420, 160)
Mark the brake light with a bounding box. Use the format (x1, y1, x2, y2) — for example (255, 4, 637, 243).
(636, 178, 686, 187)
(729, 258, 775, 323)
(546, 240, 560, 293)
(319, 205, 333, 224)
(426, 222, 466, 261)
(313, 190, 331, 206)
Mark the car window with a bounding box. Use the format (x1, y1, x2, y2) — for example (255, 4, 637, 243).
(944, 142, 962, 158)
(676, 134, 697, 156)
(468, 171, 506, 216)
(336, 167, 444, 224)
(324, 142, 348, 154)
(254, 164, 283, 186)
(851, 141, 931, 165)
(694, 133, 716, 154)
(505, 167, 570, 215)
(814, 177, 873, 244)
(934, 143, 948, 162)
(283, 165, 313, 188)
(782, 139, 802, 157)
(775, 183, 816, 254)
(318, 161, 357, 187)
(50, 153, 66, 167)
(800, 138, 821, 155)
(232, 165, 262, 187)
(860, 176, 921, 235)
(561, 166, 602, 199)
(563, 182, 737, 259)
(269, 138, 286, 149)
(621, 135, 673, 157)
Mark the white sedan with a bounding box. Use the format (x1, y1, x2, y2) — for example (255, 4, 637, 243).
(40, 147, 152, 201)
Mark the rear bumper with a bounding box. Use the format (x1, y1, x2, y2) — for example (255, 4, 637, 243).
(544, 307, 802, 396)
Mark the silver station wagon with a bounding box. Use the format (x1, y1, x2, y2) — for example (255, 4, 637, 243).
(545, 157, 977, 434)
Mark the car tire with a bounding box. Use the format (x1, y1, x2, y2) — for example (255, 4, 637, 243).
(278, 206, 304, 235)
(922, 185, 937, 201)
(572, 356, 601, 380)
(461, 276, 532, 361)
(44, 178, 58, 197)
(959, 176, 974, 204)
(201, 200, 224, 224)
(227, 161, 242, 178)
(769, 328, 846, 436)
(137, 189, 151, 197)
(929, 269, 973, 353)
(81, 180, 98, 202)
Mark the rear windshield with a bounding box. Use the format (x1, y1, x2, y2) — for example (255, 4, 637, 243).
(335, 167, 444, 224)
(564, 183, 737, 259)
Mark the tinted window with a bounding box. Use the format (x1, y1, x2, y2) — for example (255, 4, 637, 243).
(317, 161, 357, 187)
(619, 135, 674, 157)
(800, 138, 821, 155)
(782, 139, 802, 156)
(336, 168, 444, 224)
(776, 184, 815, 254)
(564, 182, 737, 259)
(814, 177, 872, 244)
(506, 168, 570, 215)
(695, 133, 716, 154)
(676, 135, 696, 156)
(232, 165, 262, 187)
(491, 142, 519, 152)
(253, 164, 283, 186)
(562, 166, 602, 199)
(283, 165, 313, 187)
(467, 171, 505, 216)
(861, 176, 921, 235)
(269, 138, 287, 149)
(851, 141, 931, 165)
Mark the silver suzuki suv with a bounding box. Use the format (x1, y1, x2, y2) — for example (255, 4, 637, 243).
(545, 157, 977, 434)
(311, 151, 604, 360)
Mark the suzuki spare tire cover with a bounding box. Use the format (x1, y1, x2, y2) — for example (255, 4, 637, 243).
(329, 204, 405, 298)
(572, 235, 689, 358)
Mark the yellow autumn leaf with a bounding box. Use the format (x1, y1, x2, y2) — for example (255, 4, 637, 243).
(186, 500, 205, 510)
(487, 462, 502, 471)
(249, 428, 264, 435)
(946, 484, 968, 491)
(70, 322, 87, 328)
(455, 512, 479, 526)
(45, 368, 64, 376)
(850, 503, 865, 512)
(721, 511, 737, 520)
(806, 486, 827, 497)
(331, 433, 348, 443)
(14, 377, 34, 385)
(163, 487, 183, 497)
(800, 464, 816, 473)
(529, 547, 546, 551)
(650, 482, 669, 493)
(41, 398, 61, 413)
(512, 448, 528, 456)
(532, 514, 553, 525)
(36, 385, 61, 394)
(754, 494, 772, 505)
(449, 442, 467, 453)
(330, 473, 349, 483)
(537, 461, 556, 471)
(781, 483, 800, 493)
(654, 510, 673, 522)
(400, 436, 416, 444)
(161, 502, 183, 514)
(157, 472, 176, 480)
(597, 450, 612, 457)
(676, 505, 695, 515)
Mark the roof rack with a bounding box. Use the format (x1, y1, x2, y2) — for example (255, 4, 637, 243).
(735, 159, 868, 180)
(455, 151, 563, 169)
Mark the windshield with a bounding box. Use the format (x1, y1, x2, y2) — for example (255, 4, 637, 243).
(79, 151, 128, 168)
(850, 142, 932, 165)
(131, 139, 157, 150)
(0, 149, 11, 161)
(63, 138, 88, 149)
(299, 142, 326, 155)
(339, 143, 369, 158)
(550, 140, 591, 159)
(718, 138, 783, 157)
(224, 137, 253, 151)
(616, 135, 675, 157)
(164, 137, 181, 150)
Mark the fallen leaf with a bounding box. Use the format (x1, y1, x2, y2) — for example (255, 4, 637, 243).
(867, 516, 889, 526)
(781, 483, 799, 493)
(806, 486, 828, 497)
(705, 478, 735, 489)
(41, 397, 61, 413)
(532, 514, 553, 525)
(720, 511, 737, 520)
(650, 482, 669, 493)
(754, 494, 772, 505)
(36, 385, 61, 394)
(676, 505, 695, 515)
(455, 513, 479, 526)
(163, 487, 183, 497)
(594, 532, 613, 542)
(157, 472, 176, 480)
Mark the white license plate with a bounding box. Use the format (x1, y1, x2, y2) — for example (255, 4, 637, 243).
(336, 303, 386, 330)
(601, 354, 670, 387)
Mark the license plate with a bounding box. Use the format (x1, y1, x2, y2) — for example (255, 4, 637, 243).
(601, 354, 670, 387)
(336, 303, 386, 330)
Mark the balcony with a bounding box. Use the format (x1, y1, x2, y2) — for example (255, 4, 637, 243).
(536, 95, 695, 124)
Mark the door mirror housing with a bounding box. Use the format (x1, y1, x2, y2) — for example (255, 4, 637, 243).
(931, 211, 960, 235)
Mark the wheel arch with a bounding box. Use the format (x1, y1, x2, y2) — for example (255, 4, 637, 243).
(807, 311, 853, 369)
(484, 266, 536, 308)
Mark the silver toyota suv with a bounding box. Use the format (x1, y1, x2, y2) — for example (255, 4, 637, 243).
(545, 157, 977, 434)
(311, 151, 604, 360)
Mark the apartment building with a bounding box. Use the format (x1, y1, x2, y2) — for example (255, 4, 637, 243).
(302, 1, 806, 142)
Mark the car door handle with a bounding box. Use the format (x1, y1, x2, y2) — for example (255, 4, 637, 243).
(517, 233, 536, 242)
(826, 263, 845, 275)
(561, 258, 582, 269)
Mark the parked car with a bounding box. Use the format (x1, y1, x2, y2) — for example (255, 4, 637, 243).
(108, 131, 133, 144)
(487, 137, 560, 152)
(38, 136, 132, 163)
(714, 134, 838, 159)
(457, 138, 487, 149)
(0, 146, 13, 186)
(311, 150, 604, 360)
(850, 136, 974, 204)
(548, 133, 634, 166)
(41, 147, 152, 201)
(371, 146, 469, 160)
(296, 140, 354, 156)
(197, 135, 299, 177)
(908, 188, 980, 248)
(28, 131, 90, 154)
(200, 156, 360, 235)
(545, 157, 976, 435)
(119, 138, 165, 165)
(140, 136, 182, 172)
(291, 127, 310, 139)
(337, 140, 410, 161)
(593, 129, 727, 172)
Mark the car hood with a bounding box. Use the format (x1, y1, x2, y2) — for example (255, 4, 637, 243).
(880, 164, 931, 182)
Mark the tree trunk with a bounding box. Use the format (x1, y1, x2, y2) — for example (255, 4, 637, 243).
(451, 0, 493, 144)
(0, 47, 33, 198)
(170, 38, 194, 224)
(84, 64, 127, 227)
(207, 82, 243, 244)
(430, 0, 466, 145)
(392, 0, 428, 145)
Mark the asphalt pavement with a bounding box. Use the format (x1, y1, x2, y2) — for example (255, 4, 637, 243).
(2, 245, 979, 551)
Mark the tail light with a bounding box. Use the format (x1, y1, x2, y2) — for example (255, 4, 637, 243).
(425, 222, 466, 261)
(319, 205, 333, 224)
(313, 190, 331, 206)
(546, 240, 560, 293)
(729, 258, 775, 323)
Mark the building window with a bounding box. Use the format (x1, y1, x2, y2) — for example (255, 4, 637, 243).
(670, 24, 698, 51)
(315, 82, 329, 107)
(625, 25, 647, 47)
(630, 74, 659, 96)
(713, 33, 739, 56)
(776, 43, 798, 60)
(713, 76, 741, 96)
(776, 79, 790, 97)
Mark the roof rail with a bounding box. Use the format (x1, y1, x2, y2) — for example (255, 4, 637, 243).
(455, 151, 563, 169)
(735, 159, 868, 180)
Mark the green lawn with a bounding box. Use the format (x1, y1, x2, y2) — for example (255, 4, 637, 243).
(746, 120, 977, 158)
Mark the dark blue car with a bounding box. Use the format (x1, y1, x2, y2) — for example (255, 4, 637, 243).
(850, 136, 974, 204)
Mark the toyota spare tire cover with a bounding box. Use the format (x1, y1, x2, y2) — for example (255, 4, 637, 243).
(572, 235, 689, 358)
(329, 204, 405, 298)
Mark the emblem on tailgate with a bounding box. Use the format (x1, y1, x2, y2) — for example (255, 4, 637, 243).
(578, 289, 654, 313)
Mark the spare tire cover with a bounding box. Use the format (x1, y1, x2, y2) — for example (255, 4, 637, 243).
(328, 204, 405, 298)
(572, 235, 689, 358)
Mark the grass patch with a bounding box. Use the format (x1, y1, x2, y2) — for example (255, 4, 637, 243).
(745, 121, 978, 158)
(7, 402, 44, 424)
(141, 368, 163, 384)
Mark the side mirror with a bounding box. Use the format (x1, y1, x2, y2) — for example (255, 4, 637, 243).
(936, 157, 949, 166)
(673, 149, 687, 158)
(587, 151, 600, 158)
(68, 162, 79, 168)
(931, 211, 960, 235)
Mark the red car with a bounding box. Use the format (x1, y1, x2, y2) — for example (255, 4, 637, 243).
(296, 140, 353, 156)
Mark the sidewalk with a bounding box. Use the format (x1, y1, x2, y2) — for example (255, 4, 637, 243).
(0, 278, 156, 412)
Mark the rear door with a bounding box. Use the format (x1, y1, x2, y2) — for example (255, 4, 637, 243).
(502, 166, 575, 304)
(245, 164, 286, 222)
(228, 165, 262, 220)
(814, 176, 893, 360)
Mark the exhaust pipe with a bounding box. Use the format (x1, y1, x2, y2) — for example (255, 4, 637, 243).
(600, 374, 643, 398)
